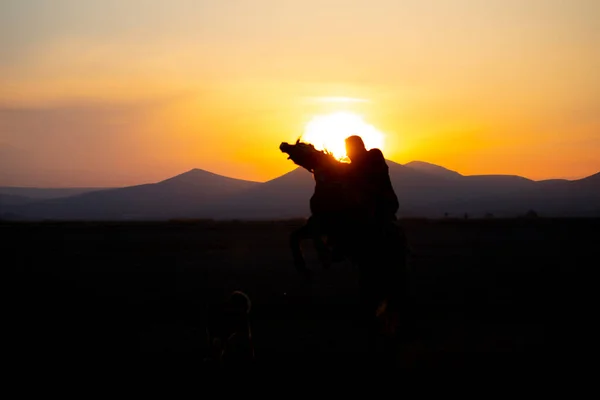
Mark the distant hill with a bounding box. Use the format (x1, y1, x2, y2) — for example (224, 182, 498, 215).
(0, 193, 33, 207)
(3, 162, 599, 220)
(10, 169, 260, 220)
(570, 171, 600, 188)
(0, 187, 111, 200)
(0, 193, 32, 219)
(209, 167, 314, 219)
(404, 161, 462, 179)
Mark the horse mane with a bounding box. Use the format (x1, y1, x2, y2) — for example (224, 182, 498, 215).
(299, 142, 339, 164)
(320, 148, 339, 163)
(282, 140, 346, 173)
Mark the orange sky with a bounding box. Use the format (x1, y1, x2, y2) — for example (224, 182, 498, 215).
(1, 0, 599, 187)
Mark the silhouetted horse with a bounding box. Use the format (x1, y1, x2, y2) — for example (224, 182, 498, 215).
(279, 140, 368, 276)
(280, 140, 409, 347)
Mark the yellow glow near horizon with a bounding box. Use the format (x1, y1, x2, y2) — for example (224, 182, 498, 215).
(301, 111, 385, 159)
(315, 97, 370, 104)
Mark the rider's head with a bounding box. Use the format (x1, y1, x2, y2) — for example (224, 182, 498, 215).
(345, 135, 367, 162)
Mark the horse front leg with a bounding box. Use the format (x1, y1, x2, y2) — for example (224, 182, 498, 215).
(289, 224, 313, 280)
(304, 216, 333, 269)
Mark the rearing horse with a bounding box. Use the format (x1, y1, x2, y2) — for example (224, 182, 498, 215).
(280, 140, 410, 338)
(279, 140, 371, 277)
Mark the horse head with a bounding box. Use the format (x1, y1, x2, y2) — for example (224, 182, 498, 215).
(281, 139, 360, 216)
(279, 139, 329, 173)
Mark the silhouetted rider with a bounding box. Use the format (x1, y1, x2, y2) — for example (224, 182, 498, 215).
(344, 135, 405, 356)
(344, 135, 399, 223)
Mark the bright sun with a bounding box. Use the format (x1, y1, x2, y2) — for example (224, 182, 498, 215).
(301, 111, 385, 160)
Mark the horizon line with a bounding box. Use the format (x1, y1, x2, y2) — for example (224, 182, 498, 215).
(1, 162, 597, 189)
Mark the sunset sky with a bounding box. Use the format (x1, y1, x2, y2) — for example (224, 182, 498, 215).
(1, 0, 599, 187)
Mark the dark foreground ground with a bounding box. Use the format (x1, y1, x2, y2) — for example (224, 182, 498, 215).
(3, 218, 598, 373)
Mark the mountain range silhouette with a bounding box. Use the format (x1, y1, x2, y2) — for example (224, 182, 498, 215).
(1, 161, 598, 220)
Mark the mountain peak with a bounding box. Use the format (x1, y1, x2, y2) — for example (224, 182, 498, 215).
(159, 168, 260, 186)
(404, 161, 462, 178)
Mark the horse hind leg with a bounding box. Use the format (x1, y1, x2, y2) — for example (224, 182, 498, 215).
(313, 235, 332, 269)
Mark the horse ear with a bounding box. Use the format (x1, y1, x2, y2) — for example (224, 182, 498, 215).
(296, 136, 301, 144)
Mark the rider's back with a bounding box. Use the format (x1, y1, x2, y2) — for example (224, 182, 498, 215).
(349, 148, 399, 222)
